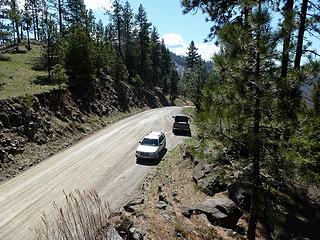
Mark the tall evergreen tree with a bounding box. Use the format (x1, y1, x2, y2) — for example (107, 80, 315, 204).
(65, 0, 86, 27)
(184, 58, 208, 112)
(135, 4, 151, 86)
(150, 27, 161, 87)
(108, 0, 123, 56)
(169, 67, 180, 101)
(22, 3, 33, 50)
(185, 41, 200, 70)
(122, 1, 135, 78)
(160, 40, 171, 93)
(0, 0, 10, 43)
(8, 0, 21, 44)
(65, 26, 94, 86)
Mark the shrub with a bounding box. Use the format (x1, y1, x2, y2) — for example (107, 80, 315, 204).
(34, 189, 110, 240)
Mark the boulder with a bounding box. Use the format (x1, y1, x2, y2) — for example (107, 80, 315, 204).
(228, 183, 251, 212)
(129, 227, 145, 240)
(106, 226, 124, 240)
(179, 205, 193, 218)
(155, 201, 168, 210)
(0, 114, 10, 128)
(227, 165, 253, 211)
(161, 209, 176, 221)
(194, 196, 242, 228)
(123, 197, 144, 212)
(193, 162, 219, 184)
(117, 217, 133, 235)
(197, 173, 227, 196)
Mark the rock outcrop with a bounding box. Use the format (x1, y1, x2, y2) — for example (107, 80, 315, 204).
(0, 78, 169, 181)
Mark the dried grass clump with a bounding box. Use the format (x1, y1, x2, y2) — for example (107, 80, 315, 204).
(34, 189, 110, 240)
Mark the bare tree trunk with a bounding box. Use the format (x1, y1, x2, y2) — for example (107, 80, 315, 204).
(32, 6, 36, 39)
(20, 24, 23, 41)
(35, 13, 39, 40)
(280, 0, 294, 79)
(294, 0, 308, 70)
(117, 14, 122, 57)
(26, 27, 31, 50)
(284, 0, 308, 142)
(58, 0, 63, 36)
(248, 1, 262, 239)
(15, 20, 20, 43)
(280, 0, 294, 145)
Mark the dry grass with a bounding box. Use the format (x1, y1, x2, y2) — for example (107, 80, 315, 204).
(34, 189, 110, 240)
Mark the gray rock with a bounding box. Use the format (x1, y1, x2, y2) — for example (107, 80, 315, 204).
(155, 201, 168, 210)
(197, 173, 227, 196)
(193, 162, 205, 183)
(129, 227, 145, 240)
(193, 162, 218, 184)
(159, 194, 167, 202)
(161, 209, 176, 221)
(117, 217, 133, 234)
(179, 205, 193, 218)
(198, 213, 212, 226)
(0, 114, 10, 128)
(194, 196, 242, 228)
(228, 183, 251, 211)
(106, 226, 124, 240)
(124, 197, 144, 211)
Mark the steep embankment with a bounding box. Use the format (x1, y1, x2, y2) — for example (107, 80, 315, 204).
(0, 77, 169, 181)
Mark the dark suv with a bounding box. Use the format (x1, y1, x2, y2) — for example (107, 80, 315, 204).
(172, 114, 191, 135)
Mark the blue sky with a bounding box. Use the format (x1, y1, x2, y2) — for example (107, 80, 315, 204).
(85, 0, 219, 60)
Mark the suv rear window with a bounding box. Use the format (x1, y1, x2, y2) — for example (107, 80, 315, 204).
(175, 116, 188, 123)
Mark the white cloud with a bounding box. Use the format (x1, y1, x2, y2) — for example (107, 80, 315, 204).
(162, 32, 218, 61)
(162, 33, 187, 48)
(196, 43, 219, 61)
(84, 0, 112, 11)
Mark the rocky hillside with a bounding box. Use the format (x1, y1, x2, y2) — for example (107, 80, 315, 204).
(100, 140, 320, 240)
(0, 75, 169, 181)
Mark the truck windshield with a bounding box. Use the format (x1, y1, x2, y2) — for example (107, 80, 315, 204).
(175, 116, 188, 123)
(141, 138, 159, 146)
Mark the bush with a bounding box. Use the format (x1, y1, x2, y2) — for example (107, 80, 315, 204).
(34, 189, 110, 240)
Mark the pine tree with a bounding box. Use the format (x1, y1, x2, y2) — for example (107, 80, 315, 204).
(8, 0, 21, 44)
(135, 4, 151, 86)
(183, 1, 282, 239)
(169, 67, 180, 101)
(0, 0, 10, 43)
(184, 59, 208, 112)
(27, 0, 41, 40)
(22, 2, 33, 50)
(108, 0, 123, 56)
(65, 0, 86, 27)
(122, 1, 135, 78)
(150, 27, 161, 87)
(65, 26, 94, 86)
(185, 41, 200, 71)
(159, 41, 171, 94)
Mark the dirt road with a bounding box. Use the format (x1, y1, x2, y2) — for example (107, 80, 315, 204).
(0, 107, 185, 240)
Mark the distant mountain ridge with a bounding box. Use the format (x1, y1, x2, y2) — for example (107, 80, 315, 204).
(169, 51, 212, 78)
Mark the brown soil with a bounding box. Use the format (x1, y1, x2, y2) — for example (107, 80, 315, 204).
(124, 144, 248, 240)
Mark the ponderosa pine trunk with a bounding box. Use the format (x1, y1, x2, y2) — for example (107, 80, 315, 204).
(284, 0, 308, 142)
(247, 1, 262, 239)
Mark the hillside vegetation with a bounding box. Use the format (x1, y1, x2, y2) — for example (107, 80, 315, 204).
(0, 44, 58, 99)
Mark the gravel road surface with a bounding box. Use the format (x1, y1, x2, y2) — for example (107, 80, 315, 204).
(0, 107, 185, 240)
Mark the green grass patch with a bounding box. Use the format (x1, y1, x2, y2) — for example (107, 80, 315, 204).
(0, 44, 60, 99)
